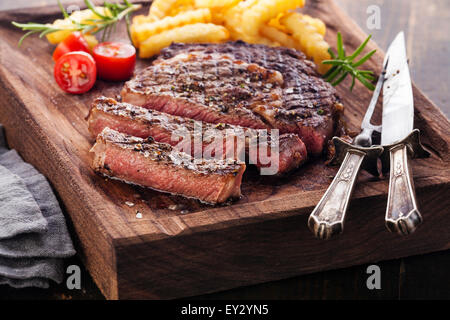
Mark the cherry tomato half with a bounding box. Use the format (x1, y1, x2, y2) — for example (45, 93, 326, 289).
(92, 42, 136, 81)
(52, 32, 90, 62)
(54, 51, 97, 94)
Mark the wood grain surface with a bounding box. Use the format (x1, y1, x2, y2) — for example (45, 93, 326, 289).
(0, 0, 449, 300)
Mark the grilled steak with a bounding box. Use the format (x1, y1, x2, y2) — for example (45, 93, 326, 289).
(122, 41, 341, 155)
(88, 96, 307, 175)
(90, 127, 245, 204)
(122, 51, 282, 129)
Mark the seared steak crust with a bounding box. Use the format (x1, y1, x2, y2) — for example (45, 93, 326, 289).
(90, 128, 245, 204)
(122, 41, 341, 155)
(157, 41, 337, 113)
(88, 96, 307, 175)
(123, 51, 283, 130)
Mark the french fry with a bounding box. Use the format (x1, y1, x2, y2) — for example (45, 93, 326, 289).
(45, 20, 75, 44)
(300, 14, 326, 36)
(230, 29, 280, 46)
(312, 40, 332, 74)
(223, 0, 259, 35)
(139, 23, 229, 58)
(302, 33, 323, 55)
(194, 0, 241, 24)
(280, 12, 331, 73)
(131, 15, 158, 46)
(194, 0, 241, 10)
(280, 12, 318, 53)
(209, 11, 226, 25)
(134, 0, 329, 74)
(83, 34, 98, 50)
(133, 8, 212, 46)
(260, 25, 301, 51)
(249, 36, 280, 47)
(240, 0, 305, 37)
(132, 14, 156, 25)
(267, 13, 289, 33)
(167, 3, 196, 17)
(149, 0, 179, 19)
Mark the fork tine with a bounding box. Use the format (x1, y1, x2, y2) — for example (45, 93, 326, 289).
(361, 58, 389, 129)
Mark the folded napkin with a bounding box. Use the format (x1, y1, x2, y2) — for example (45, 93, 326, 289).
(0, 124, 75, 288)
(0, 165, 48, 239)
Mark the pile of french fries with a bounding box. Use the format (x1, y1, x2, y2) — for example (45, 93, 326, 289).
(132, 0, 331, 73)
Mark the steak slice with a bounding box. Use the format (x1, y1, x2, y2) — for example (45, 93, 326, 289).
(122, 51, 282, 130)
(122, 41, 342, 156)
(88, 96, 307, 175)
(90, 127, 245, 204)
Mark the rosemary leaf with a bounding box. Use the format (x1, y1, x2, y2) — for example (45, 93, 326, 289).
(58, 0, 69, 19)
(324, 66, 342, 83)
(355, 73, 375, 90)
(359, 70, 374, 75)
(39, 28, 61, 38)
(331, 72, 349, 86)
(322, 59, 347, 66)
(12, 0, 141, 45)
(347, 34, 372, 61)
(85, 0, 108, 20)
(125, 13, 132, 44)
(323, 65, 338, 79)
(327, 47, 337, 59)
(337, 32, 345, 59)
(350, 76, 356, 91)
(352, 49, 377, 67)
(361, 73, 376, 81)
(18, 30, 38, 46)
(323, 33, 377, 91)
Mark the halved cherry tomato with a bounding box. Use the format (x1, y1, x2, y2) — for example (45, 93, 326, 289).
(92, 42, 136, 81)
(54, 51, 96, 94)
(52, 32, 90, 62)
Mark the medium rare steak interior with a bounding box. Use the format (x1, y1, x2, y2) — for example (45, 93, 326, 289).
(90, 127, 246, 204)
(122, 41, 341, 155)
(88, 96, 307, 175)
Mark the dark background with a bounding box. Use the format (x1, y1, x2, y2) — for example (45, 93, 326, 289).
(0, 0, 449, 300)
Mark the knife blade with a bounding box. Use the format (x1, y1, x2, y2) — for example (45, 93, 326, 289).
(308, 61, 387, 240)
(382, 32, 414, 145)
(381, 31, 422, 235)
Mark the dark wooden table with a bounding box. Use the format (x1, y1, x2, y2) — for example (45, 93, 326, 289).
(0, 0, 449, 300)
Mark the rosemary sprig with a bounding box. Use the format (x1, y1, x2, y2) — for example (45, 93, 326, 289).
(12, 0, 141, 46)
(323, 32, 377, 91)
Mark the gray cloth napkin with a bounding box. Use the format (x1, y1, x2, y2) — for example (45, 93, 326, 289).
(0, 165, 48, 239)
(0, 124, 75, 288)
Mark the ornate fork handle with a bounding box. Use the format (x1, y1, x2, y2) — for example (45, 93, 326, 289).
(308, 149, 366, 240)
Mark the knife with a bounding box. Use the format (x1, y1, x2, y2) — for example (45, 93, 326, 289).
(308, 60, 387, 240)
(381, 31, 428, 235)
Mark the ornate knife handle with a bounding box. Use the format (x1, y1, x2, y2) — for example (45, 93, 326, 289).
(385, 144, 422, 235)
(308, 149, 366, 240)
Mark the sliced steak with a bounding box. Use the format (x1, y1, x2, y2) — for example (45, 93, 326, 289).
(88, 96, 307, 175)
(122, 51, 282, 130)
(90, 127, 245, 204)
(122, 41, 341, 155)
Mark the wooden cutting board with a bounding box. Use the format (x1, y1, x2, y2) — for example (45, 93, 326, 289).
(0, 0, 449, 299)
